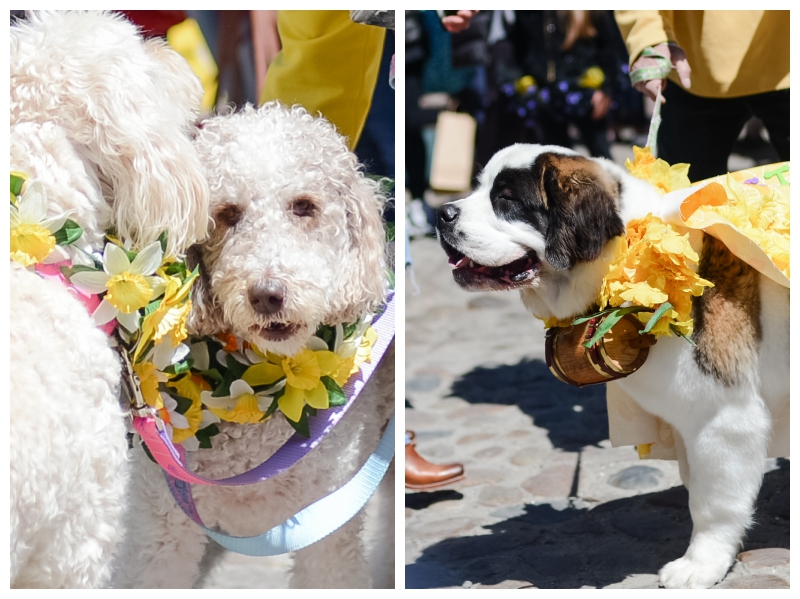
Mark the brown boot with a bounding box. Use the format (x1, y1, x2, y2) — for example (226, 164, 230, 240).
(405, 443, 465, 490)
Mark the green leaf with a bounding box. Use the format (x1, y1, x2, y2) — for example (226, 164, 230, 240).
(53, 219, 83, 246)
(321, 375, 346, 406)
(144, 298, 161, 317)
(571, 305, 651, 326)
(582, 310, 629, 348)
(59, 263, 100, 280)
(385, 221, 395, 242)
(158, 230, 169, 254)
(669, 323, 697, 346)
(164, 261, 187, 277)
(163, 358, 193, 376)
(342, 322, 358, 339)
(260, 392, 282, 421)
(386, 268, 395, 290)
(286, 408, 311, 437)
(225, 353, 248, 379)
(10, 173, 25, 196)
(642, 302, 673, 334)
(196, 423, 220, 449)
(198, 368, 223, 383)
(172, 392, 193, 415)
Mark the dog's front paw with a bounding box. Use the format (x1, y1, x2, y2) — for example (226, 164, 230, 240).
(659, 553, 733, 589)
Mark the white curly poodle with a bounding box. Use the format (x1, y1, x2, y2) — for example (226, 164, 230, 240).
(111, 103, 395, 589)
(10, 11, 209, 588)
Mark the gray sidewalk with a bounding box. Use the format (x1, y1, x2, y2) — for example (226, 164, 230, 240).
(404, 231, 789, 589)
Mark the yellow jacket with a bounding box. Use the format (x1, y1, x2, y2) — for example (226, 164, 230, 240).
(615, 10, 789, 98)
(260, 10, 385, 149)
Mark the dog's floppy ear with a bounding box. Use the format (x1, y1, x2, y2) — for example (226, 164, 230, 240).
(185, 243, 226, 336)
(331, 170, 389, 323)
(539, 154, 625, 270)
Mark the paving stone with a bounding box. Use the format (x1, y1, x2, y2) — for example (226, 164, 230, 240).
(715, 574, 789, 589)
(406, 374, 442, 392)
(522, 463, 577, 497)
(478, 485, 524, 507)
(473, 445, 504, 459)
(738, 547, 790, 569)
(607, 465, 663, 490)
(510, 446, 547, 467)
(457, 433, 496, 445)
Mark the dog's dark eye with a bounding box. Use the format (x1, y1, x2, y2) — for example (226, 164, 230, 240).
(215, 204, 243, 227)
(291, 197, 316, 217)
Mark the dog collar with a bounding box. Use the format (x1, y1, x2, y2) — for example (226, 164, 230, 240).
(131, 293, 395, 486)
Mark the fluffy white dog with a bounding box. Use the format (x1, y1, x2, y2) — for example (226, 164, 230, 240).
(10, 11, 209, 588)
(111, 104, 395, 589)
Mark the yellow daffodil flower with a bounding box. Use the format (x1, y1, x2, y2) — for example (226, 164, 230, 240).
(135, 268, 197, 363)
(70, 241, 164, 331)
(168, 374, 210, 447)
(10, 180, 72, 267)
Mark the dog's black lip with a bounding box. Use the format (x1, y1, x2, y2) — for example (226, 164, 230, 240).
(250, 322, 301, 342)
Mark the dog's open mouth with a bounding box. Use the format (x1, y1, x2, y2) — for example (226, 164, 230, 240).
(250, 322, 301, 342)
(442, 241, 540, 291)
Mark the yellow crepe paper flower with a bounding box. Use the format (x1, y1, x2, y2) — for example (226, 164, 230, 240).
(598, 215, 713, 338)
(625, 146, 690, 195)
(686, 174, 790, 280)
(10, 180, 72, 266)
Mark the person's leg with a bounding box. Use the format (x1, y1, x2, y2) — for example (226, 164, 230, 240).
(260, 10, 385, 150)
(746, 88, 790, 162)
(658, 85, 751, 181)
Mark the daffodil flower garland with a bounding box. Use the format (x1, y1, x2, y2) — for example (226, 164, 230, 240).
(10, 172, 200, 447)
(153, 315, 379, 450)
(552, 149, 714, 347)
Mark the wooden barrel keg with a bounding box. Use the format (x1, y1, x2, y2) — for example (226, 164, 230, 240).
(545, 313, 657, 387)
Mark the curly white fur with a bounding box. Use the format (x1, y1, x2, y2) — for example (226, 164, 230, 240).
(10, 11, 209, 588)
(112, 103, 395, 589)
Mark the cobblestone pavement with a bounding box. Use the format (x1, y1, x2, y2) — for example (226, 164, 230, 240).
(404, 226, 789, 589)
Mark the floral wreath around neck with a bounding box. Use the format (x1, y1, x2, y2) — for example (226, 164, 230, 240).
(540, 147, 790, 348)
(11, 171, 379, 451)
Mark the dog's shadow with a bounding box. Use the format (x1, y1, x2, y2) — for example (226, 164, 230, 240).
(406, 460, 789, 589)
(449, 358, 608, 451)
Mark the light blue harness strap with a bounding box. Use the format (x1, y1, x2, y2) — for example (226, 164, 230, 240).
(192, 412, 395, 556)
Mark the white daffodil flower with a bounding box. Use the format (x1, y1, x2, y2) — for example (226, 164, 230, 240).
(10, 180, 73, 267)
(200, 379, 285, 425)
(70, 241, 164, 331)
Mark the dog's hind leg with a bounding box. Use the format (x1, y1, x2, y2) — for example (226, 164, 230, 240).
(290, 510, 371, 588)
(658, 387, 770, 589)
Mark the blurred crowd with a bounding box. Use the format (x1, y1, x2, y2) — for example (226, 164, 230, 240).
(405, 9, 788, 238)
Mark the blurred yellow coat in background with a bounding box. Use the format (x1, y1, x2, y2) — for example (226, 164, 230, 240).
(260, 10, 385, 150)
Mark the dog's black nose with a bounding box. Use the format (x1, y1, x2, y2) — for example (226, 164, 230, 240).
(438, 203, 460, 225)
(248, 280, 285, 315)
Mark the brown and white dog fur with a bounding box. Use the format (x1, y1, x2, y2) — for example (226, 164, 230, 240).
(436, 144, 789, 589)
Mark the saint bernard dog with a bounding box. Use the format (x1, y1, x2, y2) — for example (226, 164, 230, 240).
(436, 144, 789, 589)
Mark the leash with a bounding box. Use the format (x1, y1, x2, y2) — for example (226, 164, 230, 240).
(629, 46, 672, 154)
(168, 412, 394, 556)
(132, 293, 395, 486)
